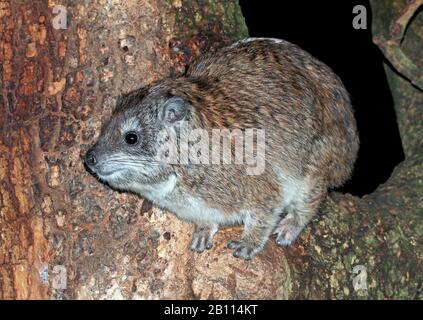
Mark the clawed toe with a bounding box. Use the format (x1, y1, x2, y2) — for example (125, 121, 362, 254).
(276, 235, 294, 246)
(227, 240, 241, 250)
(227, 240, 260, 260)
(190, 230, 214, 253)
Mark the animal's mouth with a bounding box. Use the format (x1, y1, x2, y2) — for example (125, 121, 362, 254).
(84, 162, 126, 182)
(96, 169, 125, 179)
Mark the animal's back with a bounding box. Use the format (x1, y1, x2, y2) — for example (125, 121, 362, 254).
(187, 38, 359, 187)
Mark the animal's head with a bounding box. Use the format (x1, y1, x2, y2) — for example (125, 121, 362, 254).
(84, 83, 192, 190)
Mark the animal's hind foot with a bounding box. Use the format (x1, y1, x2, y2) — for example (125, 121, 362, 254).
(227, 240, 263, 260)
(190, 224, 217, 253)
(274, 215, 303, 246)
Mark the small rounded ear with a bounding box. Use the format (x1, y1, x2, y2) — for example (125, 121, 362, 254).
(160, 96, 189, 125)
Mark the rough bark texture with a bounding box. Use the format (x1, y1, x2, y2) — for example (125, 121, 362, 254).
(0, 0, 421, 299)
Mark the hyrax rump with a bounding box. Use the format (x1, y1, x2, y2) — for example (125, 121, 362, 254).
(85, 38, 359, 260)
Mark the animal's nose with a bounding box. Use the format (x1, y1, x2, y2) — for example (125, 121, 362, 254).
(85, 150, 97, 166)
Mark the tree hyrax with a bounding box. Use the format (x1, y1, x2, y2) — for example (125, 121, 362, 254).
(85, 38, 359, 260)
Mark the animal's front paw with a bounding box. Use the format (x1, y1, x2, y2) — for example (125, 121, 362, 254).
(190, 227, 215, 253)
(274, 216, 303, 246)
(227, 240, 262, 260)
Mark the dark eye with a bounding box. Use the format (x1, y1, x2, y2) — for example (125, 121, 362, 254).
(125, 132, 139, 145)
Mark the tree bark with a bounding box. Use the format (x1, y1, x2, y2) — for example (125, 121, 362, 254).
(0, 0, 421, 299)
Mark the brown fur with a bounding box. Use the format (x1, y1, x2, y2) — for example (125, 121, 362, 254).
(85, 38, 359, 260)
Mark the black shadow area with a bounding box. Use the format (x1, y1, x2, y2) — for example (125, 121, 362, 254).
(239, 0, 405, 196)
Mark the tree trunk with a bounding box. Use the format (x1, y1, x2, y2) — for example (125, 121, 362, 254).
(0, 0, 421, 299)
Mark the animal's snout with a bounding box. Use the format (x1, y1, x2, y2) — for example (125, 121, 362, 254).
(85, 150, 98, 167)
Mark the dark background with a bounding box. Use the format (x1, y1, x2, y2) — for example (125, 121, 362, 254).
(239, 0, 404, 196)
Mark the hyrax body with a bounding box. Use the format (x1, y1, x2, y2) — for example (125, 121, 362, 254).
(85, 38, 359, 260)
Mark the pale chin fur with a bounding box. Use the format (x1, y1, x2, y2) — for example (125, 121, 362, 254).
(96, 170, 126, 187)
(97, 166, 167, 192)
